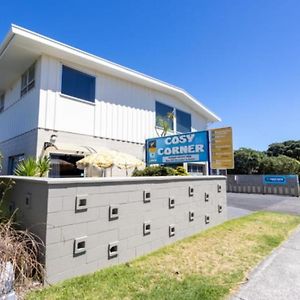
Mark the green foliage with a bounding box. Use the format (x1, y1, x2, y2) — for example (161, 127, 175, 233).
(229, 145, 300, 176)
(0, 179, 15, 222)
(36, 156, 51, 177)
(14, 156, 51, 177)
(174, 166, 189, 176)
(14, 157, 39, 177)
(132, 165, 188, 177)
(27, 212, 300, 300)
(155, 112, 174, 137)
(228, 148, 264, 175)
(267, 140, 300, 161)
(0, 152, 15, 221)
(259, 155, 300, 175)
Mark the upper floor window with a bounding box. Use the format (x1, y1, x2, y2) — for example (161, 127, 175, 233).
(0, 94, 4, 113)
(176, 109, 191, 133)
(155, 101, 192, 133)
(155, 101, 174, 131)
(61, 65, 96, 102)
(21, 63, 35, 97)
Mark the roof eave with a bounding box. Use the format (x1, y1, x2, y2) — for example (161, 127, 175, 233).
(7, 25, 221, 122)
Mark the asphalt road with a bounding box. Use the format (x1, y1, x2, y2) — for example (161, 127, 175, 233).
(229, 194, 300, 300)
(227, 193, 300, 219)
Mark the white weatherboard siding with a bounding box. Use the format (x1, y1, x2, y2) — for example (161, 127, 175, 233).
(39, 56, 208, 144)
(0, 59, 41, 143)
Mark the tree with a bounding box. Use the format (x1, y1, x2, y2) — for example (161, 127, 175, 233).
(267, 140, 300, 161)
(228, 148, 264, 175)
(259, 155, 300, 175)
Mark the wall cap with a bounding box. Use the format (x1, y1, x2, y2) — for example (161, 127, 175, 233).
(0, 175, 226, 185)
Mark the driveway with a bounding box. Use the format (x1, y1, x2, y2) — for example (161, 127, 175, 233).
(227, 193, 300, 220)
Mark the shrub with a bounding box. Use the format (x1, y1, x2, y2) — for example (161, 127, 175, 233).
(0, 153, 44, 293)
(14, 156, 51, 177)
(174, 166, 189, 176)
(132, 166, 188, 177)
(0, 218, 44, 292)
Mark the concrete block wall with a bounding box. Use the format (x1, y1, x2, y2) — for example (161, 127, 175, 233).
(227, 175, 300, 197)
(3, 176, 227, 284)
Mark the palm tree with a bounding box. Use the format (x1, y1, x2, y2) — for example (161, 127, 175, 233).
(14, 156, 51, 177)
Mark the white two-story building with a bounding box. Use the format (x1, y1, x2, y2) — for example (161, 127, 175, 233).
(0, 25, 220, 177)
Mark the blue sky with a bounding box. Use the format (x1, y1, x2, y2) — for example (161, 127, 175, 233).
(1, 0, 299, 150)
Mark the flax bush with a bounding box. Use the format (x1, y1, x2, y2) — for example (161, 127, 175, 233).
(0, 153, 44, 293)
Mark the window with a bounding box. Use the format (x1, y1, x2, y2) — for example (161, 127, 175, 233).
(188, 163, 204, 174)
(8, 154, 25, 175)
(155, 101, 192, 133)
(61, 65, 96, 102)
(0, 94, 4, 113)
(176, 109, 191, 133)
(49, 154, 84, 178)
(155, 101, 174, 131)
(21, 63, 35, 97)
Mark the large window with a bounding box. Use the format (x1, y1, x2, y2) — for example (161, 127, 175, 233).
(176, 109, 191, 133)
(155, 101, 192, 133)
(61, 65, 96, 102)
(21, 63, 35, 97)
(0, 94, 4, 113)
(155, 101, 174, 131)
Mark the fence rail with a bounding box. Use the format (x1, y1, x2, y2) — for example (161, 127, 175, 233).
(227, 175, 299, 197)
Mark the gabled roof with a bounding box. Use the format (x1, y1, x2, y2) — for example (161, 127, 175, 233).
(0, 25, 221, 122)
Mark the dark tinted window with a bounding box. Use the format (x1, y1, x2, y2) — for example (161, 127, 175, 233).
(176, 109, 191, 133)
(61, 66, 95, 102)
(49, 154, 84, 178)
(155, 101, 174, 130)
(21, 63, 35, 97)
(8, 154, 25, 175)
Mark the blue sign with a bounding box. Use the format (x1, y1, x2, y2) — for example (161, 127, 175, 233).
(263, 175, 287, 185)
(146, 131, 209, 165)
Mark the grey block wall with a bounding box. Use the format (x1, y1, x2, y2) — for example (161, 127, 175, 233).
(3, 175, 227, 284)
(227, 175, 300, 197)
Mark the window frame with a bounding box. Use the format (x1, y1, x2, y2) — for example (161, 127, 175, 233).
(8, 154, 25, 175)
(0, 93, 4, 113)
(21, 63, 35, 97)
(61, 65, 96, 103)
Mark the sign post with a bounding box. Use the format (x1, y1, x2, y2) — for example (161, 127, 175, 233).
(210, 127, 234, 170)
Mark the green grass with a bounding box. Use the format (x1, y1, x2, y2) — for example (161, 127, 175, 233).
(27, 212, 300, 300)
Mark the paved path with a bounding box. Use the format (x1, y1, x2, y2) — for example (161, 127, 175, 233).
(227, 193, 300, 215)
(227, 206, 252, 220)
(231, 226, 300, 300)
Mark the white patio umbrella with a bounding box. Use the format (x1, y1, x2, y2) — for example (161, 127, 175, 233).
(113, 152, 144, 176)
(76, 149, 114, 170)
(76, 148, 144, 177)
